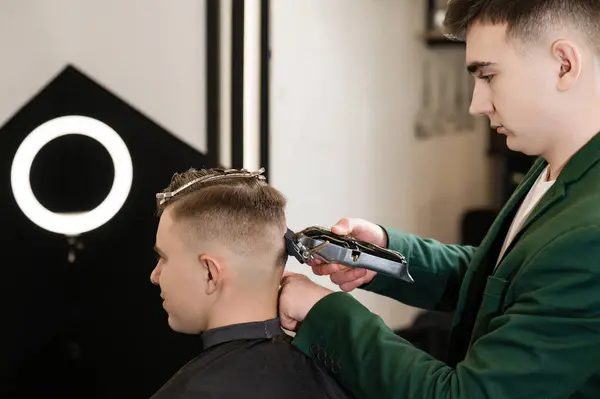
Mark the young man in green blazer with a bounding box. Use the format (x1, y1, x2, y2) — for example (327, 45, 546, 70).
(278, 0, 600, 397)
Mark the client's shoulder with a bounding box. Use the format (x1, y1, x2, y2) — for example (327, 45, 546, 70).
(189, 333, 355, 398)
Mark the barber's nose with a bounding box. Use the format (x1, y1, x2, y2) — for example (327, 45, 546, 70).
(469, 82, 494, 116)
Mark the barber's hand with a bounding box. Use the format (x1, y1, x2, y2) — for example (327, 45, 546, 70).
(279, 271, 333, 332)
(309, 217, 386, 292)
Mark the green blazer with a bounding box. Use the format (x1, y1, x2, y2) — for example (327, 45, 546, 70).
(292, 133, 600, 398)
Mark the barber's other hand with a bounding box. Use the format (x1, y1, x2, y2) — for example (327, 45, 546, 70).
(279, 271, 333, 332)
(308, 217, 385, 292)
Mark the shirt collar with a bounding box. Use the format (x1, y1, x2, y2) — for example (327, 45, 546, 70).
(200, 317, 284, 350)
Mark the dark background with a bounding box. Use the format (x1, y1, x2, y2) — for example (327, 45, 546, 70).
(0, 66, 210, 398)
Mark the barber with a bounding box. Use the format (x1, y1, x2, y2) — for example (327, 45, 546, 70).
(278, 0, 600, 397)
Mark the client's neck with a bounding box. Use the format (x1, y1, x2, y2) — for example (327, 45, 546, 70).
(205, 285, 279, 331)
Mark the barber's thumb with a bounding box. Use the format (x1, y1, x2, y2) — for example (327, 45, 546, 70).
(332, 218, 352, 235)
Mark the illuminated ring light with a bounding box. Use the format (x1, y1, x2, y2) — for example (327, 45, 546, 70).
(10, 115, 133, 236)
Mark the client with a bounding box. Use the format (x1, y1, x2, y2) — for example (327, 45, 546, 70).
(149, 167, 353, 399)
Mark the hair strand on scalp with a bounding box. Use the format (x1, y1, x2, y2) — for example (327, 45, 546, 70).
(156, 167, 289, 269)
(443, 0, 600, 53)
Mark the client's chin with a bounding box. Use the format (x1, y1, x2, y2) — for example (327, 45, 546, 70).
(167, 316, 202, 335)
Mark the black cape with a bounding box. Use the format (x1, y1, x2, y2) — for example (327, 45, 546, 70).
(150, 318, 355, 399)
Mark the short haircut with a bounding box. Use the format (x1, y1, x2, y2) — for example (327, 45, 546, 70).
(444, 0, 600, 52)
(156, 167, 288, 267)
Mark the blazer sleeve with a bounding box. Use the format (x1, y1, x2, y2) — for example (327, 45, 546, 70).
(361, 226, 477, 311)
(292, 225, 600, 399)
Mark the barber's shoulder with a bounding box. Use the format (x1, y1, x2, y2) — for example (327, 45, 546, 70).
(556, 188, 600, 233)
(536, 168, 600, 245)
(518, 224, 600, 281)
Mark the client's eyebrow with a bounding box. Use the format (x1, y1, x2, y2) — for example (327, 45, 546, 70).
(154, 245, 166, 259)
(467, 61, 495, 74)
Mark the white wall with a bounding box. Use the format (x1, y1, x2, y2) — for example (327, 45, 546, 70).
(0, 0, 207, 154)
(0, 1, 69, 128)
(270, 0, 494, 329)
(65, 0, 207, 153)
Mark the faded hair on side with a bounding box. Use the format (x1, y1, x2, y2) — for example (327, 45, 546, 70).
(156, 167, 288, 267)
(444, 0, 600, 52)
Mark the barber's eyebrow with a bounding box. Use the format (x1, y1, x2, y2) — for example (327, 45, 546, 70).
(467, 61, 496, 74)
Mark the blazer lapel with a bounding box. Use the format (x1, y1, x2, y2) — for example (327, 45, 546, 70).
(453, 157, 546, 314)
(448, 132, 600, 366)
(446, 158, 546, 366)
(494, 179, 566, 272)
(495, 132, 600, 275)
(516, 180, 565, 233)
(479, 159, 546, 256)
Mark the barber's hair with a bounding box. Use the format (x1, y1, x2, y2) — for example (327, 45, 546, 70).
(444, 0, 600, 52)
(156, 167, 288, 267)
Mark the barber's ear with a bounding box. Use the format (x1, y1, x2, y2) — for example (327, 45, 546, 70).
(199, 254, 221, 295)
(551, 39, 581, 91)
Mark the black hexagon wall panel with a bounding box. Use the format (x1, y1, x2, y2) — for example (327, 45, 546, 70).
(0, 65, 212, 398)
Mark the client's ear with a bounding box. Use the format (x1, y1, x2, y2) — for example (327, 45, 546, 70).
(199, 254, 221, 295)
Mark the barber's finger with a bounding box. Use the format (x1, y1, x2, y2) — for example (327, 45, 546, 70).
(312, 263, 347, 276)
(310, 263, 329, 275)
(306, 258, 326, 267)
(331, 217, 353, 235)
(330, 267, 367, 286)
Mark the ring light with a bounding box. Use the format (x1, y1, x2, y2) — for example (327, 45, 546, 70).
(10, 115, 133, 236)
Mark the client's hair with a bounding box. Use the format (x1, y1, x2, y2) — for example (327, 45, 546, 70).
(156, 167, 288, 267)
